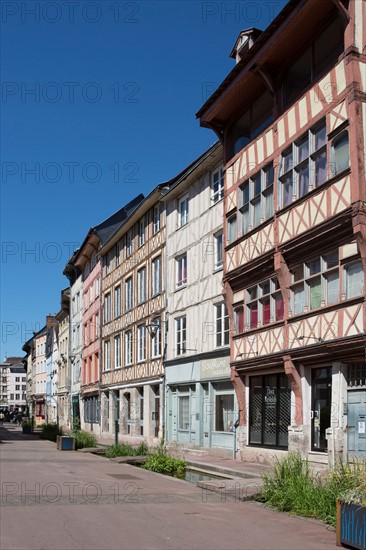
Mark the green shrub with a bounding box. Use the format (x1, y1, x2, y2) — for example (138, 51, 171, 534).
(143, 454, 186, 479)
(40, 423, 62, 442)
(105, 441, 149, 458)
(72, 430, 97, 450)
(257, 452, 366, 526)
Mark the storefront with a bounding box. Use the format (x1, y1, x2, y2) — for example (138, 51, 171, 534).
(166, 354, 236, 452)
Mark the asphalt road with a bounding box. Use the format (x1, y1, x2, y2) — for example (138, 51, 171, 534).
(0, 424, 338, 550)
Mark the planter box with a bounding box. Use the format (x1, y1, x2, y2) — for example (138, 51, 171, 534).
(22, 425, 32, 434)
(56, 436, 76, 451)
(337, 500, 366, 550)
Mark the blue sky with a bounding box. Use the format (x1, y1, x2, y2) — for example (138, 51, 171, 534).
(0, 0, 286, 358)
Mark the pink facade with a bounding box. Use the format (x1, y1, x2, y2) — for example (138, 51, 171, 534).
(82, 259, 101, 388)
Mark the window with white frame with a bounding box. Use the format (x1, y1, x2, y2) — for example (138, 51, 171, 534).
(239, 163, 274, 234)
(137, 325, 146, 362)
(344, 260, 363, 299)
(104, 293, 111, 323)
(234, 305, 244, 334)
(105, 253, 111, 274)
(114, 335, 121, 369)
(152, 256, 161, 295)
(115, 242, 120, 266)
(139, 217, 146, 247)
(151, 317, 161, 358)
(125, 277, 133, 311)
(114, 285, 121, 318)
(246, 278, 284, 330)
(291, 250, 340, 315)
(124, 330, 133, 366)
(331, 130, 349, 177)
(215, 394, 235, 432)
(137, 267, 146, 304)
(176, 254, 187, 288)
(279, 120, 327, 208)
(178, 395, 189, 430)
(126, 230, 133, 257)
(178, 195, 189, 227)
(104, 340, 110, 371)
(153, 204, 160, 234)
(214, 231, 223, 269)
(176, 316, 186, 356)
(226, 215, 237, 244)
(215, 303, 229, 347)
(211, 166, 224, 203)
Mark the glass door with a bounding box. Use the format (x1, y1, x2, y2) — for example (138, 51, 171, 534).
(311, 367, 332, 452)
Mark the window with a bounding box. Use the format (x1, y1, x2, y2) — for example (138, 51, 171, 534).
(291, 251, 339, 314)
(285, 17, 344, 106)
(226, 215, 236, 244)
(344, 260, 363, 299)
(126, 230, 133, 257)
(16, 394, 19, 400)
(114, 285, 121, 318)
(114, 335, 121, 369)
(153, 204, 160, 234)
(104, 293, 111, 323)
(115, 243, 120, 267)
(230, 89, 274, 157)
(125, 330, 133, 366)
(125, 277, 133, 311)
(15, 385, 20, 391)
(176, 254, 187, 288)
(139, 217, 146, 247)
(137, 325, 146, 362)
(214, 231, 223, 269)
(331, 131, 349, 177)
(151, 317, 162, 358)
(249, 374, 291, 447)
(215, 394, 235, 431)
(152, 256, 161, 295)
(239, 163, 274, 234)
(234, 305, 244, 334)
(105, 253, 111, 274)
(104, 340, 110, 371)
(10, 394, 14, 400)
(15, 377, 20, 382)
(212, 167, 224, 203)
(215, 303, 229, 347)
(246, 278, 283, 329)
(178, 195, 189, 227)
(279, 121, 327, 208)
(176, 316, 186, 356)
(137, 267, 146, 304)
(22, 376, 26, 382)
(178, 395, 189, 430)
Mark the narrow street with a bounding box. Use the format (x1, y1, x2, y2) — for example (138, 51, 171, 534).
(0, 424, 338, 550)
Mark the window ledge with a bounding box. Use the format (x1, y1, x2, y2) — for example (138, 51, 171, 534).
(175, 285, 187, 292)
(213, 266, 223, 274)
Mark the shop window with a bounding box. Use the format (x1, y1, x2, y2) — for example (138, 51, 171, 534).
(178, 395, 189, 430)
(249, 374, 291, 448)
(215, 394, 235, 432)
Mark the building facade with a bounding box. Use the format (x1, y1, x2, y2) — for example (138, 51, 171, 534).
(164, 143, 236, 456)
(56, 288, 70, 429)
(198, 0, 366, 464)
(100, 187, 170, 444)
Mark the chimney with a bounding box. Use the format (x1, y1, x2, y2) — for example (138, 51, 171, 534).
(46, 315, 57, 329)
(230, 28, 262, 64)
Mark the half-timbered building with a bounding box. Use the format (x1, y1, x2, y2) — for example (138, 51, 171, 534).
(99, 186, 171, 444)
(197, 0, 366, 464)
(164, 142, 237, 456)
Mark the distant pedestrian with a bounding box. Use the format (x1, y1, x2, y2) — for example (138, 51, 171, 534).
(0, 411, 4, 423)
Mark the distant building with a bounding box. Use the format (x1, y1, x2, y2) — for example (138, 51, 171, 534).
(0, 357, 26, 412)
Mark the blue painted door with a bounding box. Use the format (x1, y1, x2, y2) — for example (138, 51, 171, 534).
(347, 390, 366, 459)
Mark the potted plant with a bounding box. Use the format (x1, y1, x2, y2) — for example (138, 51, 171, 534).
(22, 420, 32, 434)
(336, 464, 366, 550)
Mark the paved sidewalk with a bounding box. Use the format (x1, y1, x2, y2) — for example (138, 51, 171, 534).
(1, 423, 338, 550)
